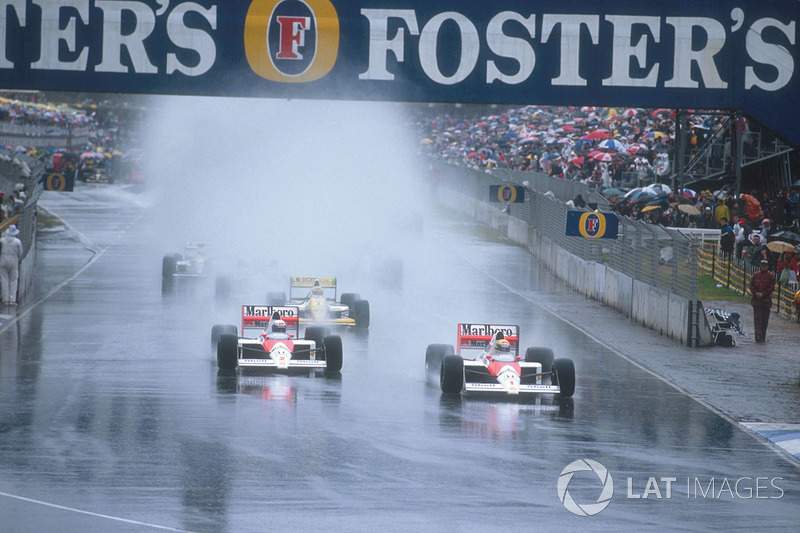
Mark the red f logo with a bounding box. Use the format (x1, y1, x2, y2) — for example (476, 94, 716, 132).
(587, 218, 599, 232)
(276, 16, 310, 59)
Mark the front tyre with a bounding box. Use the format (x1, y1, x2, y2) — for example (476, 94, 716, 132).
(552, 358, 576, 398)
(323, 335, 343, 374)
(440, 355, 464, 394)
(525, 347, 554, 383)
(217, 333, 239, 370)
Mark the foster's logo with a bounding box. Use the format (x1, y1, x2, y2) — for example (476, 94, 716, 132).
(245, 0, 339, 82)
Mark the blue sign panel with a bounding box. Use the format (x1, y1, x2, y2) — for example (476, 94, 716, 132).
(566, 210, 619, 239)
(490, 185, 525, 203)
(1, 1, 799, 145)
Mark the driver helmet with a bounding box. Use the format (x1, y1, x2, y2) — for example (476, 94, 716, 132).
(312, 285, 324, 296)
(494, 339, 511, 353)
(271, 319, 287, 334)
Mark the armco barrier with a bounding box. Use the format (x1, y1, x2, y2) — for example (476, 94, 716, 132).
(436, 180, 711, 346)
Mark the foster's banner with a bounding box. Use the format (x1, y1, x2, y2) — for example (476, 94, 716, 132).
(566, 210, 619, 239)
(1, 1, 799, 145)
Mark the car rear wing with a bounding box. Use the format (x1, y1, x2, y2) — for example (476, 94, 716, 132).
(456, 323, 520, 356)
(289, 276, 337, 299)
(241, 305, 300, 337)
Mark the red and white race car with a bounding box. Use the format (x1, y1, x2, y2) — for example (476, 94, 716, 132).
(211, 305, 342, 374)
(425, 323, 575, 397)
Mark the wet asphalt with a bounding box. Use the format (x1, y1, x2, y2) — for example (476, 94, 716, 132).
(0, 183, 798, 532)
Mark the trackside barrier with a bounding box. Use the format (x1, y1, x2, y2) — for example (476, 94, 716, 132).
(0, 148, 45, 303)
(432, 161, 712, 347)
(701, 242, 800, 322)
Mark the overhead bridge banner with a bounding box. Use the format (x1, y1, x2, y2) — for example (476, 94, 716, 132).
(1, 0, 799, 144)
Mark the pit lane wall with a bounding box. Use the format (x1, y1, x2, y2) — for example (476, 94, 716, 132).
(0, 149, 45, 303)
(433, 165, 713, 347)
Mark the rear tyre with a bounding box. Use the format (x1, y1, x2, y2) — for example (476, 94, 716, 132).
(215, 277, 231, 302)
(323, 335, 343, 374)
(354, 299, 370, 330)
(425, 344, 455, 379)
(525, 347, 554, 383)
(340, 293, 361, 310)
(211, 324, 237, 345)
(217, 334, 239, 370)
(162, 254, 178, 280)
(440, 355, 464, 394)
(266, 291, 286, 306)
(552, 358, 576, 398)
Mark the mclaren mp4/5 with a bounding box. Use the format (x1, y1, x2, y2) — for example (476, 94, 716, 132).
(266, 277, 369, 330)
(425, 323, 575, 398)
(211, 305, 342, 374)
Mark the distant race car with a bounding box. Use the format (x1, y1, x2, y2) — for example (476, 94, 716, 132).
(162, 242, 208, 282)
(425, 323, 575, 397)
(266, 277, 369, 330)
(211, 305, 343, 374)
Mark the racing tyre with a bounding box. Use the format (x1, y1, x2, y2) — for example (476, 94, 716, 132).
(305, 326, 328, 357)
(525, 347, 554, 380)
(215, 277, 231, 302)
(217, 334, 239, 370)
(323, 335, 343, 374)
(354, 299, 370, 330)
(440, 355, 464, 394)
(211, 324, 237, 345)
(267, 291, 286, 306)
(425, 344, 455, 378)
(552, 358, 576, 398)
(162, 254, 178, 280)
(340, 293, 361, 310)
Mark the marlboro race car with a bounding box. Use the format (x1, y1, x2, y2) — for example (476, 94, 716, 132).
(425, 323, 575, 398)
(211, 305, 343, 374)
(266, 277, 369, 330)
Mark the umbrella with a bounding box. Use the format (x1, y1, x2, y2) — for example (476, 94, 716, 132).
(603, 188, 625, 196)
(581, 130, 613, 140)
(646, 198, 669, 206)
(571, 157, 585, 166)
(642, 131, 668, 140)
(598, 139, 626, 151)
(770, 230, 800, 243)
(766, 241, 796, 253)
(791, 178, 800, 187)
(677, 204, 701, 215)
(641, 205, 661, 212)
(593, 153, 614, 161)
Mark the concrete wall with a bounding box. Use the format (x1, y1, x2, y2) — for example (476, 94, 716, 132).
(447, 190, 699, 345)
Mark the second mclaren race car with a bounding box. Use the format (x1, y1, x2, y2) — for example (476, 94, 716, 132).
(266, 277, 369, 330)
(211, 305, 343, 374)
(425, 323, 575, 398)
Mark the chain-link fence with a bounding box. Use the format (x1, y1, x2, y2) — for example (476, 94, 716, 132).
(434, 161, 698, 302)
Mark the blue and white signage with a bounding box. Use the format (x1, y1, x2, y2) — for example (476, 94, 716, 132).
(1, 1, 799, 144)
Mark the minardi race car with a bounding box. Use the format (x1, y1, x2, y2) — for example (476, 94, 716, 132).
(162, 242, 208, 282)
(211, 305, 342, 374)
(266, 277, 369, 330)
(425, 323, 575, 397)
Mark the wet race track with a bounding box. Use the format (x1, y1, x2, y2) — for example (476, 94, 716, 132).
(0, 180, 797, 533)
(1, 98, 799, 533)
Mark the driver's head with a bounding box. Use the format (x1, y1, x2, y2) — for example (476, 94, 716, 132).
(495, 339, 511, 353)
(312, 285, 324, 296)
(272, 319, 287, 333)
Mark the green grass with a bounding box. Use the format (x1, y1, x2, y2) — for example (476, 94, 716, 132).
(698, 274, 749, 302)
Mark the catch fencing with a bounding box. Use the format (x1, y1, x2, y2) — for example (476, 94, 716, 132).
(433, 161, 705, 345)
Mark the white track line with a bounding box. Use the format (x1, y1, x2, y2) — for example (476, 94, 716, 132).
(0, 491, 195, 532)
